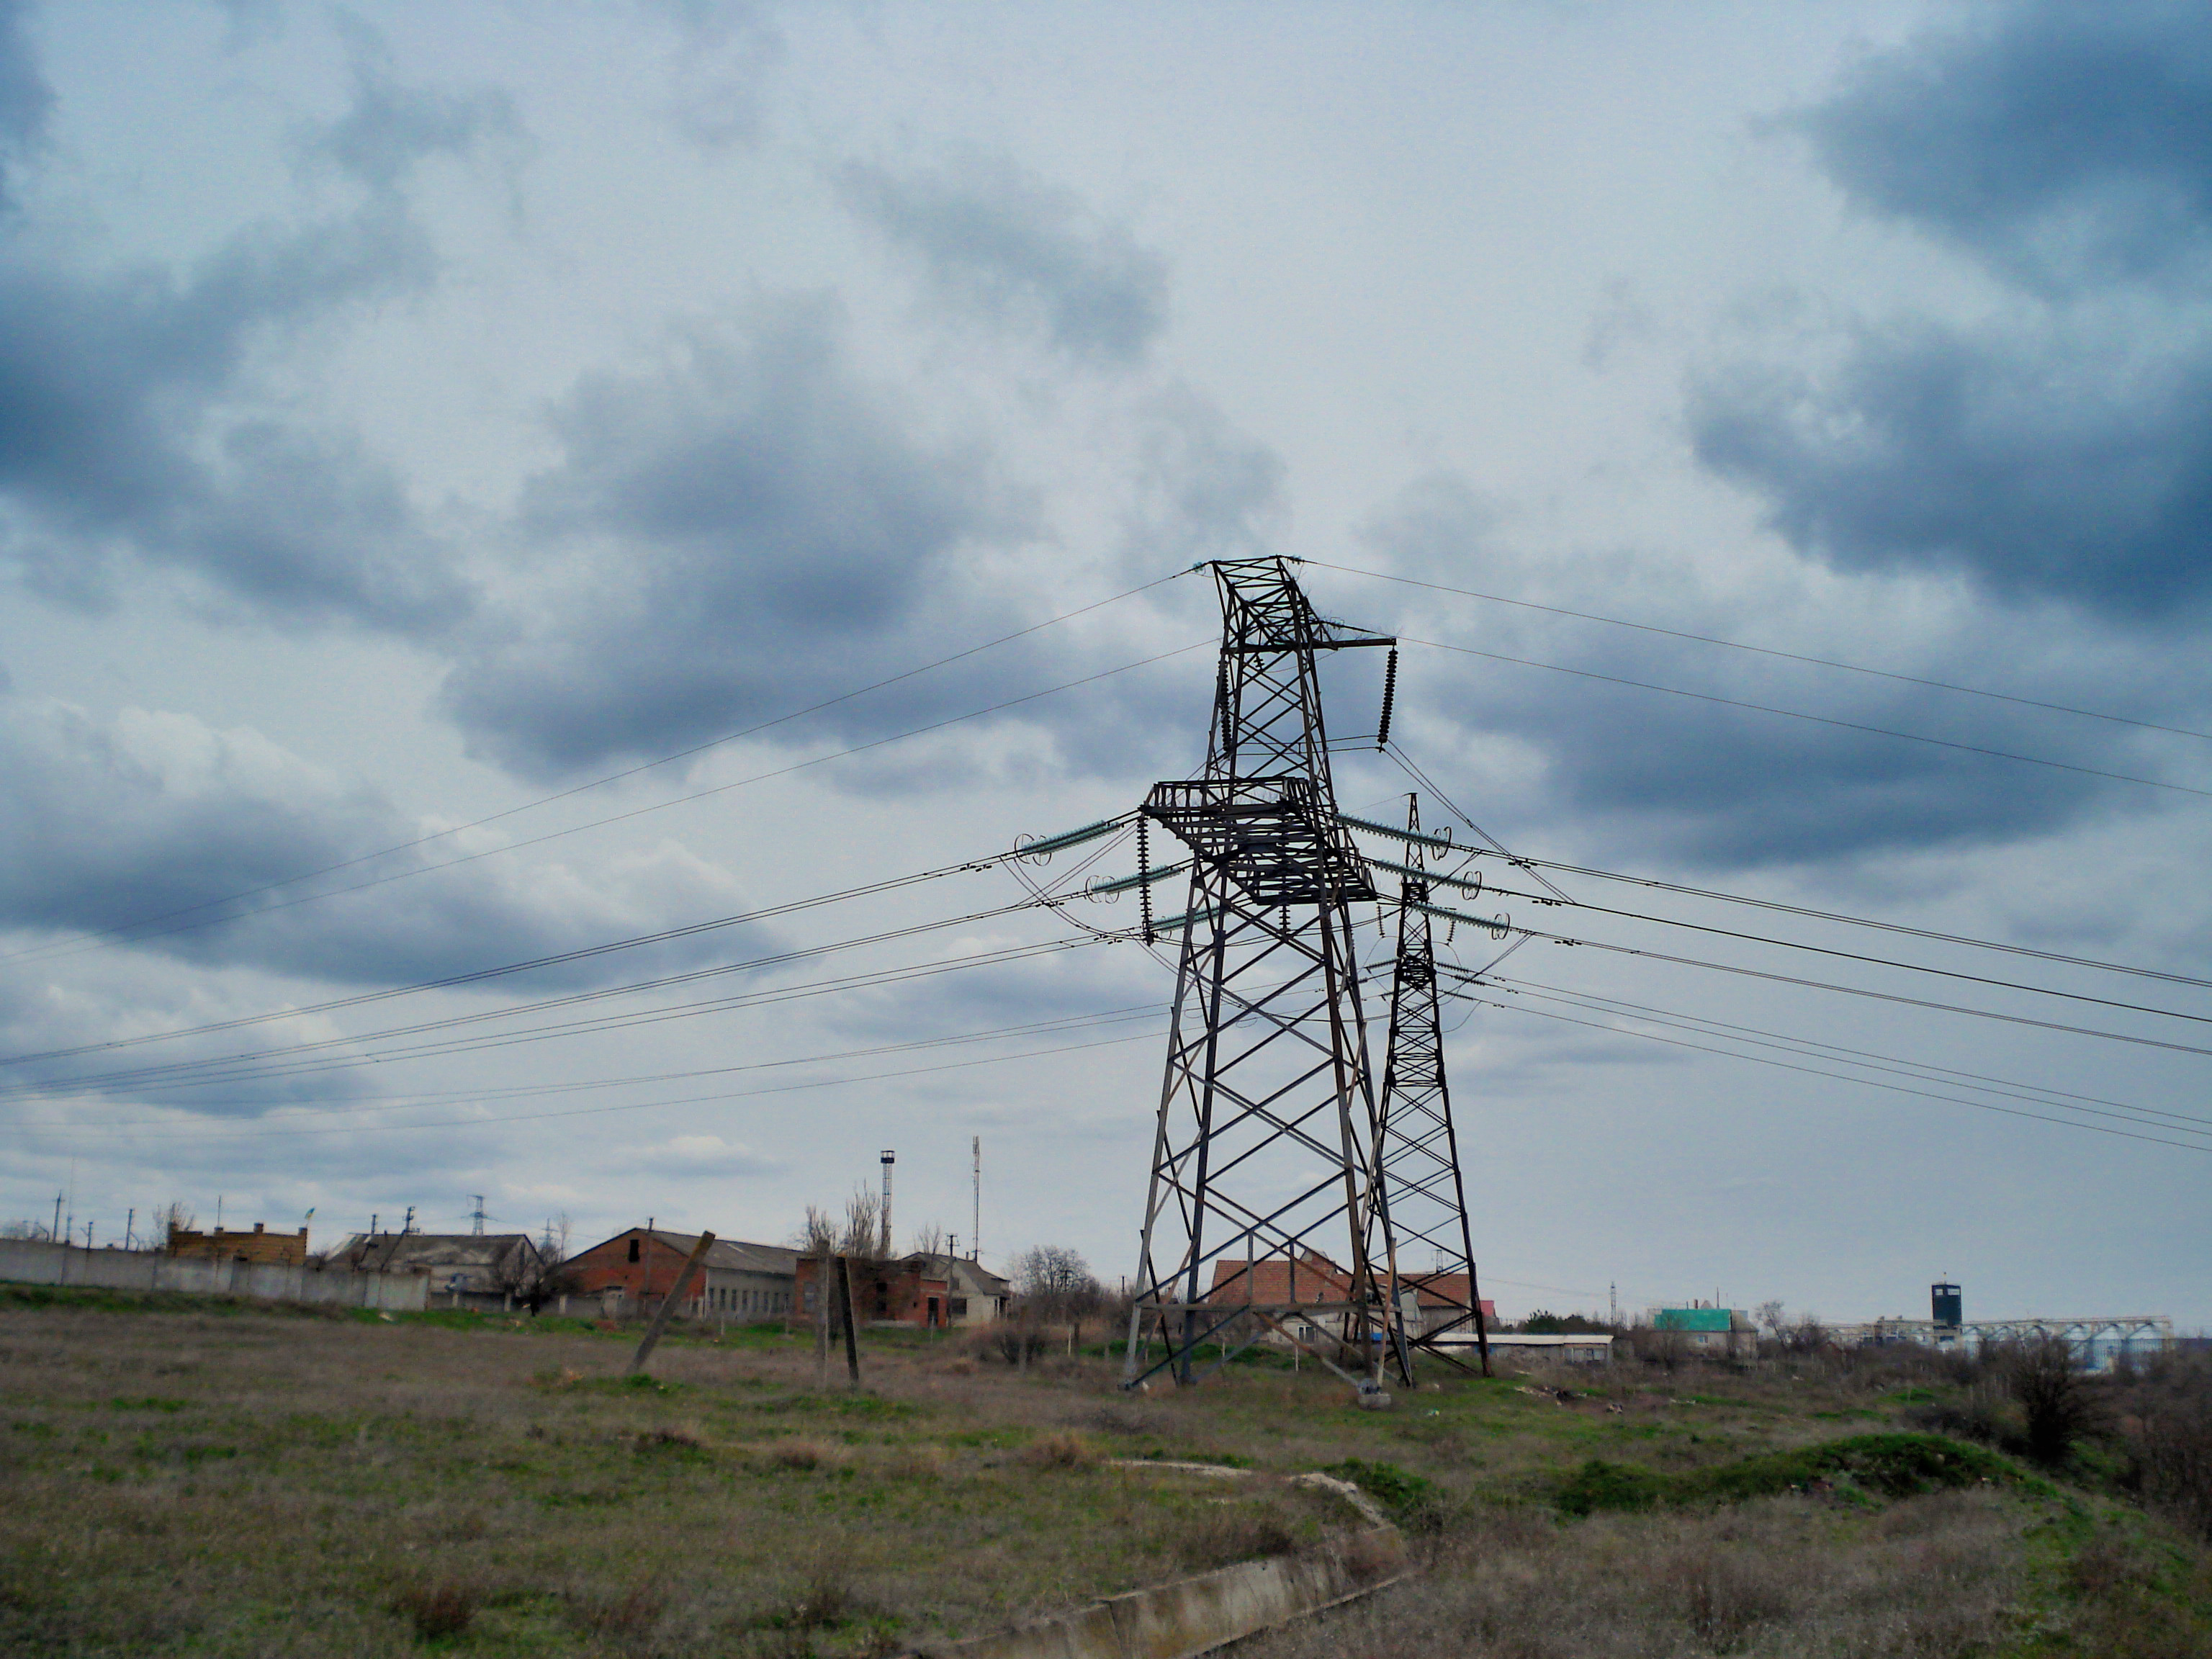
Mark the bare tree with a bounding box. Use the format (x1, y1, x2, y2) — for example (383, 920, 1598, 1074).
(1755, 1299, 1787, 1339)
(156, 1201, 196, 1246)
(1013, 1244, 1104, 1349)
(839, 1187, 884, 1265)
(495, 1220, 579, 1314)
(911, 1221, 945, 1263)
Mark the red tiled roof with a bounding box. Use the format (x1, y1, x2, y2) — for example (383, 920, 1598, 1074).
(1205, 1258, 1493, 1316)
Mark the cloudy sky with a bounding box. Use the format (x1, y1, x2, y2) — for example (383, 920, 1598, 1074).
(1, 0, 2206, 1330)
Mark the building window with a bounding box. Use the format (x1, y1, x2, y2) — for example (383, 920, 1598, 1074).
(950, 1297, 968, 1318)
(627, 1239, 640, 1264)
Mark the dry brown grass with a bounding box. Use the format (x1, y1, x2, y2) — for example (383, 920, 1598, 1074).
(1020, 1428, 1102, 1469)
(388, 1575, 485, 1641)
(761, 1434, 845, 1470)
(1242, 1490, 2026, 1658)
(0, 1294, 2203, 1656)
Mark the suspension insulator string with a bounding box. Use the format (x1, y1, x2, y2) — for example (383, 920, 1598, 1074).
(1138, 818, 1154, 945)
(1375, 647, 1400, 750)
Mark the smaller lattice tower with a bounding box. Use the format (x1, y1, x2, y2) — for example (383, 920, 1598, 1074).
(1370, 793, 1491, 1377)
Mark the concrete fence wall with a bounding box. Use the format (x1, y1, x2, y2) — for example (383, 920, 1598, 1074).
(0, 1238, 429, 1311)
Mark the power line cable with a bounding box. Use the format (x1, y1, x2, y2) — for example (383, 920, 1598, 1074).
(1452, 986, 2211, 1154)
(1496, 974, 2212, 1130)
(1396, 637, 2212, 801)
(0, 905, 1100, 1102)
(5, 573, 1187, 967)
(1444, 848, 2212, 994)
(1308, 559, 2212, 745)
(0, 859, 1001, 1069)
(30, 1005, 1168, 1136)
(40, 1026, 1166, 1146)
(3, 637, 1205, 968)
(1383, 868, 2212, 1031)
(1485, 976, 2212, 1137)
(1426, 927, 2212, 1058)
(3, 935, 1119, 1109)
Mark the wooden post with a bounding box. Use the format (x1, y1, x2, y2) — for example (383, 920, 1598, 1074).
(628, 1231, 715, 1376)
(814, 1256, 831, 1387)
(835, 1254, 861, 1388)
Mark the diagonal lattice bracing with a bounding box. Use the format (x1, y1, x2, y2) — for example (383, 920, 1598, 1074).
(1123, 559, 1406, 1392)
(1370, 793, 1492, 1377)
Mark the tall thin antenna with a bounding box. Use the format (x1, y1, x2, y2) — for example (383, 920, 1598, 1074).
(971, 1136, 981, 1261)
(1121, 558, 1403, 1395)
(880, 1150, 895, 1257)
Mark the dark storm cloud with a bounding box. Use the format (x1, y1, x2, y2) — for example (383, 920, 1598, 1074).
(1690, 320, 2212, 619)
(837, 158, 1168, 365)
(1696, 1, 2212, 620)
(0, 693, 764, 994)
(0, 226, 466, 626)
(1357, 475, 2175, 868)
(0, 0, 50, 211)
(442, 296, 1041, 780)
(0, 14, 495, 631)
(1802, 0, 2212, 293)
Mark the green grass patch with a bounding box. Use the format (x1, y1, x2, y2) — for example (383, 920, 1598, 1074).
(1323, 1458, 1449, 1531)
(1555, 1432, 2025, 1517)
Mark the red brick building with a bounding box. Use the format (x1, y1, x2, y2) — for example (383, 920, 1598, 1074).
(1205, 1252, 1494, 1342)
(566, 1228, 796, 1320)
(793, 1253, 1004, 1329)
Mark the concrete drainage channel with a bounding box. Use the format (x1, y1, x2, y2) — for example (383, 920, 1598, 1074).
(905, 1469, 1410, 1659)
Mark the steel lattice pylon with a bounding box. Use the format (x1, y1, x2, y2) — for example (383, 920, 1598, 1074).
(1372, 793, 1492, 1378)
(1122, 559, 1406, 1391)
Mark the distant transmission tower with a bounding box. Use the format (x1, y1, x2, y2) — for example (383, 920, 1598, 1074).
(1369, 794, 1491, 1377)
(1122, 559, 1407, 1391)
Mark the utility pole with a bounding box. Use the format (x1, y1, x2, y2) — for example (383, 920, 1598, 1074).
(124, 1208, 134, 1251)
(50, 1193, 62, 1244)
(1118, 559, 1401, 1396)
(879, 1150, 895, 1258)
(971, 1136, 981, 1262)
(1369, 793, 1488, 1380)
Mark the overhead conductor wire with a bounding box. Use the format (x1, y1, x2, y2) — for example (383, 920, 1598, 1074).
(5, 572, 1190, 967)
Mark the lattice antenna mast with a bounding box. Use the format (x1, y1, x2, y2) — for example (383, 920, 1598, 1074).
(1122, 559, 1404, 1392)
(1371, 793, 1492, 1379)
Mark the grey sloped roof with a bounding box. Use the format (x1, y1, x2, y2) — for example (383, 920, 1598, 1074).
(703, 1238, 798, 1276)
(896, 1254, 1010, 1295)
(580, 1230, 798, 1277)
(333, 1233, 536, 1272)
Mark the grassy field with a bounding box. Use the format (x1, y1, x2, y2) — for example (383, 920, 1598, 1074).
(0, 1288, 2205, 1658)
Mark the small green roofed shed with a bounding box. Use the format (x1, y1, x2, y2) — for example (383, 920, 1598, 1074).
(1655, 1307, 1734, 1332)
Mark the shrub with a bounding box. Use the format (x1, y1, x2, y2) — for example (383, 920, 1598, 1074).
(566, 1581, 667, 1653)
(1020, 1429, 1101, 1470)
(2007, 1337, 2104, 1467)
(1671, 1546, 1792, 1653)
(768, 1438, 843, 1471)
(1322, 1459, 1451, 1533)
(390, 1578, 482, 1642)
(1555, 1434, 2019, 1517)
(1172, 1503, 1300, 1568)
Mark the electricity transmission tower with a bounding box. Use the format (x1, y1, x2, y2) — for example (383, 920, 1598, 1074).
(1122, 558, 1408, 1391)
(1370, 794, 1492, 1377)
